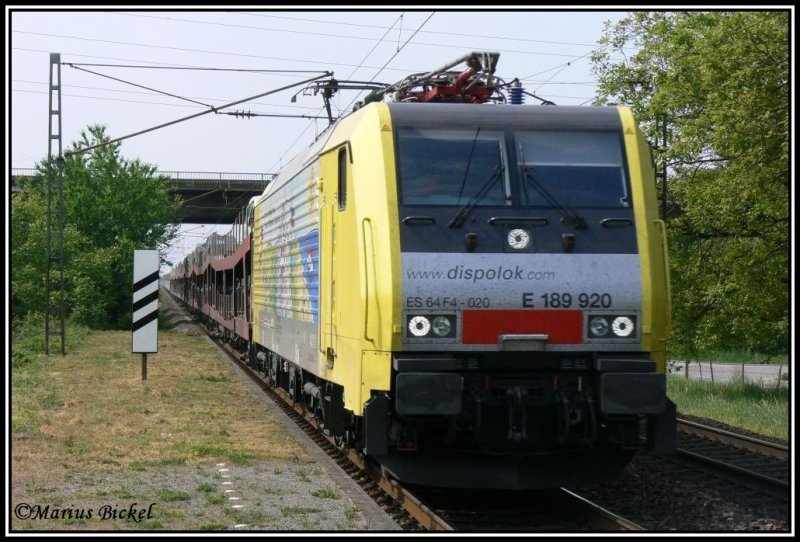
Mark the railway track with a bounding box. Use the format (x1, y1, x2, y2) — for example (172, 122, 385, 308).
(416, 486, 643, 531)
(675, 418, 790, 499)
(167, 291, 644, 531)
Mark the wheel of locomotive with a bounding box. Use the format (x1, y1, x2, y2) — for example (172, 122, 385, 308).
(299, 372, 312, 414)
(334, 434, 346, 449)
(289, 366, 301, 404)
(268, 356, 278, 387)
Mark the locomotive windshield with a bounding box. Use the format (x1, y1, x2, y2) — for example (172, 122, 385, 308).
(396, 128, 511, 206)
(516, 131, 630, 208)
(396, 126, 629, 209)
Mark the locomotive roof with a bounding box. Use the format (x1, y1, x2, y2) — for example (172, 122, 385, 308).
(387, 102, 623, 132)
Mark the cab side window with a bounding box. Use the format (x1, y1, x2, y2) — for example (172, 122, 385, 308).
(337, 147, 347, 211)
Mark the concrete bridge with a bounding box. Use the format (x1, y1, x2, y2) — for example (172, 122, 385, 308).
(11, 168, 273, 223)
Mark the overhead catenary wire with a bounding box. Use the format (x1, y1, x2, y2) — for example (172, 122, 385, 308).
(14, 87, 593, 111)
(396, 13, 403, 52)
(13, 14, 608, 176)
(343, 12, 435, 120)
(63, 63, 350, 116)
(237, 11, 631, 50)
(12, 79, 327, 110)
(14, 29, 618, 66)
(255, 12, 405, 129)
(217, 110, 329, 120)
(110, 13, 601, 59)
(63, 71, 332, 158)
(13, 47, 379, 75)
(521, 50, 595, 83)
(339, 12, 407, 112)
(62, 63, 327, 74)
(287, 14, 404, 131)
(12, 30, 418, 71)
(533, 60, 583, 95)
(267, 12, 435, 172)
(14, 45, 618, 84)
(66, 63, 212, 108)
(13, 88, 209, 109)
(13, 11, 622, 114)
(266, 11, 414, 173)
(11, 44, 421, 76)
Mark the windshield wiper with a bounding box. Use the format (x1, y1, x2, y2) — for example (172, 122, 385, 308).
(449, 144, 506, 228)
(518, 144, 587, 230)
(448, 165, 503, 228)
(455, 127, 481, 203)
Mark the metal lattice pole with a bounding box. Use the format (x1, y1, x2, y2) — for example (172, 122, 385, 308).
(45, 53, 66, 355)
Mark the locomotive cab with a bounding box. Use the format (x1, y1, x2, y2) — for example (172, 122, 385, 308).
(359, 103, 675, 488)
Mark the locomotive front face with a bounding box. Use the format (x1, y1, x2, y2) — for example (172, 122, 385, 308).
(392, 104, 641, 353)
(373, 104, 674, 488)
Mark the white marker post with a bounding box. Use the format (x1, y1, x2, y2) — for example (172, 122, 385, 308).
(132, 250, 159, 380)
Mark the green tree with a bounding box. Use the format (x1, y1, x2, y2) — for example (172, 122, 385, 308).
(12, 125, 181, 328)
(591, 11, 789, 356)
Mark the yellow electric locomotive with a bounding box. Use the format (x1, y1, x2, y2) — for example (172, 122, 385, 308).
(175, 52, 676, 489)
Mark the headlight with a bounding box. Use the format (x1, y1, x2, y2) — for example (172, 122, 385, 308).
(507, 228, 531, 250)
(589, 317, 609, 337)
(611, 316, 634, 337)
(406, 314, 456, 339)
(408, 316, 431, 337)
(431, 316, 452, 337)
(587, 314, 637, 339)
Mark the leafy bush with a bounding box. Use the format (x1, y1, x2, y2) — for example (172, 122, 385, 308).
(11, 313, 46, 368)
(11, 313, 91, 367)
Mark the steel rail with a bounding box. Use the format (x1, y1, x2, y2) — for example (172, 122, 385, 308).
(677, 418, 788, 461)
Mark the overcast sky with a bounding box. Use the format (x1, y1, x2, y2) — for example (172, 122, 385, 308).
(7, 7, 631, 266)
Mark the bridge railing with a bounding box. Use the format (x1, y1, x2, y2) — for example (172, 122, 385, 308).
(11, 168, 274, 181)
(154, 171, 276, 182)
(168, 179, 268, 191)
(12, 168, 274, 192)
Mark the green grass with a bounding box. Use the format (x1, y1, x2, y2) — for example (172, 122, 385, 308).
(670, 347, 788, 365)
(227, 450, 257, 465)
(667, 375, 788, 440)
(205, 493, 225, 505)
(296, 468, 311, 483)
(113, 488, 135, 499)
(188, 442, 227, 458)
(280, 506, 322, 517)
(133, 519, 164, 530)
(344, 504, 360, 521)
(227, 508, 271, 527)
(11, 325, 308, 492)
(199, 374, 230, 383)
(310, 487, 339, 499)
(157, 489, 191, 502)
(8, 356, 286, 538)
(199, 523, 228, 531)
